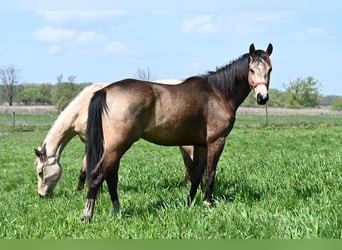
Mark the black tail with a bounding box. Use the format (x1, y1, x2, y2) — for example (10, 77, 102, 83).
(86, 89, 108, 182)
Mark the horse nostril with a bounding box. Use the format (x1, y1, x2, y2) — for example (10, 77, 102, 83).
(257, 93, 269, 105)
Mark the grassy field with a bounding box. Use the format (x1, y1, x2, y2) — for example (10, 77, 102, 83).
(0, 113, 341, 239)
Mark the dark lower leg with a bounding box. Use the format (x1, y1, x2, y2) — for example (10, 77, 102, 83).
(80, 163, 104, 223)
(106, 165, 120, 214)
(81, 186, 100, 223)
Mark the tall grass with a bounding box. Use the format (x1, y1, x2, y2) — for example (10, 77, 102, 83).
(0, 114, 341, 238)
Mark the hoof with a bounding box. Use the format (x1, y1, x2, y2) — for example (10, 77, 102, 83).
(203, 200, 212, 207)
(80, 211, 93, 224)
(112, 200, 120, 215)
(81, 198, 95, 223)
(80, 216, 90, 224)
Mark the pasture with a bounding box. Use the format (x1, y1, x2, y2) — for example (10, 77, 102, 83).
(0, 112, 341, 239)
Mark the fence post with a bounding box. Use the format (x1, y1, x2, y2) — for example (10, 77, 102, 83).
(265, 105, 268, 126)
(12, 111, 16, 126)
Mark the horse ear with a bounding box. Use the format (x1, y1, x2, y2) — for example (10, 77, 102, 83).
(249, 43, 255, 55)
(34, 148, 47, 162)
(266, 43, 273, 56)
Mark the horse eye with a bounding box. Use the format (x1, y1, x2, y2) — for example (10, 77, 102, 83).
(38, 171, 43, 178)
(250, 69, 255, 74)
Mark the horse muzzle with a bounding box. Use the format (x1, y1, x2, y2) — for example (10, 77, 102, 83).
(257, 92, 269, 105)
(38, 191, 54, 198)
(38, 185, 54, 198)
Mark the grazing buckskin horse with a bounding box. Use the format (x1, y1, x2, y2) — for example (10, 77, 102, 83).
(81, 43, 273, 222)
(34, 80, 193, 197)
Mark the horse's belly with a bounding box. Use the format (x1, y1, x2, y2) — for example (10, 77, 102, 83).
(142, 127, 205, 146)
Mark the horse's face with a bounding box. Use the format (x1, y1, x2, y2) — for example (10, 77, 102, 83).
(34, 147, 62, 197)
(248, 43, 273, 105)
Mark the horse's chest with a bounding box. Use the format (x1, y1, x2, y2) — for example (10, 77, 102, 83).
(206, 102, 235, 142)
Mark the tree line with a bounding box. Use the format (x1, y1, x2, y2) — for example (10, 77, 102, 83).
(1, 65, 342, 111)
(1, 80, 91, 111)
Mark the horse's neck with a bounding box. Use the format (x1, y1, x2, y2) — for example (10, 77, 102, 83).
(227, 79, 251, 113)
(42, 83, 108, 161)
(43, 109, 78, 160)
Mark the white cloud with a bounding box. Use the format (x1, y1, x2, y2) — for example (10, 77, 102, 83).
(33, 26, 127, 55)
(181, 11, 294, 35)
(181, 15, 214, 33)
(73, 31, 105, 45)
(33, 26, 75, 42)
(181, 14, 260, 34)
(33, 26, 106, 45)
(252, 11, 295, 24)
(37, 10, 127, 24)
(295, 27, 326, 41)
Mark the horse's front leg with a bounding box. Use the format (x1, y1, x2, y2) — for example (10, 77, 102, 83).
(188, 146, 207, 205)
(203, 137, 225, 206)
(80, 161, 104, 223)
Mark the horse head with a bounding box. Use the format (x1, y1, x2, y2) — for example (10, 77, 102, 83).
(34, 145, 62, 197)
(248, 43, 273, 105)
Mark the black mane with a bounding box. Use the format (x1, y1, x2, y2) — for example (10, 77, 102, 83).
(207, 53, 250, 99)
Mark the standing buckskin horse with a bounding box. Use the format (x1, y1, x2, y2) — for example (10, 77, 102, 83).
(34, 80, 193, 197)
(81, 43, 273, 222)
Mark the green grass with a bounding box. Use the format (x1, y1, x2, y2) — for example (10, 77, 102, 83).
(0, 113, 341, 238)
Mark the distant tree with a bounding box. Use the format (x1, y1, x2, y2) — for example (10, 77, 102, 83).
(51, 74, 91, 111)
(51, 75, 78, 111)
(38, 83, 53, 104)
(330, 97, 342, 111)
(0, 65, 20, 106)
(51, 82, 74, 111)
(135, 67, 155, 81)
(18, 86, 37, 105)
(16, 83, 53, 105)
(284, 76, 321, 108)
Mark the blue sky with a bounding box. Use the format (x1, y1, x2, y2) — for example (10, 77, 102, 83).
(1, 0, 341, 95)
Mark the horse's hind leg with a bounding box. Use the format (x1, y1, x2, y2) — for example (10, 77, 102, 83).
(179, 146, 193, 187)
(180, 146, 206, 190)
(187, 146, 207, 206)
(81, 157, 105, 223)
(105, 162, 120, 215)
